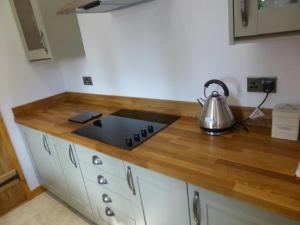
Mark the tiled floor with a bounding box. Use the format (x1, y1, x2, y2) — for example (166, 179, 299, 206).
(0, 192, 93, 225)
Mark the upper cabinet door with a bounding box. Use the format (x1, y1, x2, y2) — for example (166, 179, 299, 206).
(257, 0, 300, 34)
(125, 162, 190, 225)
(232, 0, 300, 42)
(233, 0, 258, 37)
(10, 0, 52, 61)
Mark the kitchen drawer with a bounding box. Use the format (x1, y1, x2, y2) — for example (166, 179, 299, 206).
(75, 145, 125, 178)
(96, 203, 135, 225)
(98, 219, 109, 225)
(80, 161, 130, 198)
(85, 179, 134, 219)
(75, 144, 126, 179)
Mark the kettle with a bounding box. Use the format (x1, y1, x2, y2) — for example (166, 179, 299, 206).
(198, 79, 235, 136)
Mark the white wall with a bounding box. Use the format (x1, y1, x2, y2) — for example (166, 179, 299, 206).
(0, 0, 65, 190)
(59, 0, 300, 107)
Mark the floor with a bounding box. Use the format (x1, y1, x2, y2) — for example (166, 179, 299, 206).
(0, 192, 93, 225)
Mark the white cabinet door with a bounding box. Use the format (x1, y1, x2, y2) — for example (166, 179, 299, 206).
(233, 0, 258, 37)
(125, 162, 190, 225)
(49, 135, 94, 221)
(188, 184, 300, 225)
(233, 0, 300, 39)
(21, 126, 66, 198)
(9, 0, 52, 61)
(257, 0, 300, 34)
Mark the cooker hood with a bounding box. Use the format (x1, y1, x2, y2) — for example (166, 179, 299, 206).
(57, 0, 152, 15)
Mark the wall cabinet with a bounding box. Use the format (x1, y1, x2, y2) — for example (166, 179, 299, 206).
(125, 162, 190, 225)
(10, 0, 84, 62)
(20, 126, 67, 200)
(10, 0, 52, 61)
(230, 0, 300, 43)
(188, 184, 299, 225)
(49, 136, 94, 221)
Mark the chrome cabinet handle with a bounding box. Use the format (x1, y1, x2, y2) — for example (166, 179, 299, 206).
(193, 191, 200, 225)
(92, 155, 102, 165)
(98, 175, 108, 185)
(102, 194, 112, 203)
(68, 145, 77, 168)
(126, 166, 136, 195)
(258, 0, 263, 10)
(43, 135, 51, 155)
(105, 207, 114, 217)
(240, 0, 248, 27)
(40, 30, 48, 54)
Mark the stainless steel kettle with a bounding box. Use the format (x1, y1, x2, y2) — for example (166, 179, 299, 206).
(198, 79, 235, 135)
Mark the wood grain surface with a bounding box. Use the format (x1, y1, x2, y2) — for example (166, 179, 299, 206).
(0, 115, 27, 215)
(13, 92, 300, 221)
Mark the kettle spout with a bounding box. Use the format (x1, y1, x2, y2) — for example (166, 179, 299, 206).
(197, 98, 204, 108)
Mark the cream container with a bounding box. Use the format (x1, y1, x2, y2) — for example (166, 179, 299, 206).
(271, 104, 300, 141)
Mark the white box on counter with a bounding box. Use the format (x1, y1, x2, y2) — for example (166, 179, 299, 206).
(271, 104, 300, 141)
(296, 163, 300, 180)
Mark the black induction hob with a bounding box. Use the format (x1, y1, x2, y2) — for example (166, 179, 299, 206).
(72, 109, 180, 150)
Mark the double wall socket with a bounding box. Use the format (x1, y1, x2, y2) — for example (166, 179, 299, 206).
(83, 76, 93, 86)
(247, 77, 277, 93)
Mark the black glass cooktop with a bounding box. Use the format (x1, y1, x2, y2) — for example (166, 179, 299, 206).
(72, 109, 180, 150)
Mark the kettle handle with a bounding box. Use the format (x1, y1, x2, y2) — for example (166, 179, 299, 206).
(204, 79, 229, 97)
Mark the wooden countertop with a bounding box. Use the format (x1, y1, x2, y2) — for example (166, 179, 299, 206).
(13, 92, 300, 221)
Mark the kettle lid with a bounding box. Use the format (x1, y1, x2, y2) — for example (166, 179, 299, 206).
(211, 91, 221, 97)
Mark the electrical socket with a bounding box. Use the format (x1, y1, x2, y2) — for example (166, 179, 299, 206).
(83, 76, 93, 86)
(247, 77, 277, 93)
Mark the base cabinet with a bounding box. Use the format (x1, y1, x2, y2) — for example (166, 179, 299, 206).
(21, 126, 67, 200)
(125, 162, 190, 225)
(75, 144, 144, 225)
(20, 125, 300, 225)
(188, 184, 300, 225)
(49, 136, 94, 221)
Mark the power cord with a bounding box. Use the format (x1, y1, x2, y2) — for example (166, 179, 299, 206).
(240, 91, 270, 125)
(236, 80, 275, 131)
(257, 91, 270, 109)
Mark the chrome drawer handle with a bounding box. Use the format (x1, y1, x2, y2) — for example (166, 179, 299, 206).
(105, 207, 114, 217)
(240, 0, 248, 27)
(40, 30, 48, 54)
(98, 175, 108, 185)
(92, 155, 102, 165)
(42, 135, 51, 155)
(193, 191, 201, 225)
(69, 145, 77, 168)
(102, 194, 112, 203)
(126, 166, 136, 195)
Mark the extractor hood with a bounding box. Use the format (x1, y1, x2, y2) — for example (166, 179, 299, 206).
(57, 0, 152, 15)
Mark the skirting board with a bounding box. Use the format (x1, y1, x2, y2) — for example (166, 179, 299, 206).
(27, 186, 45, 200)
